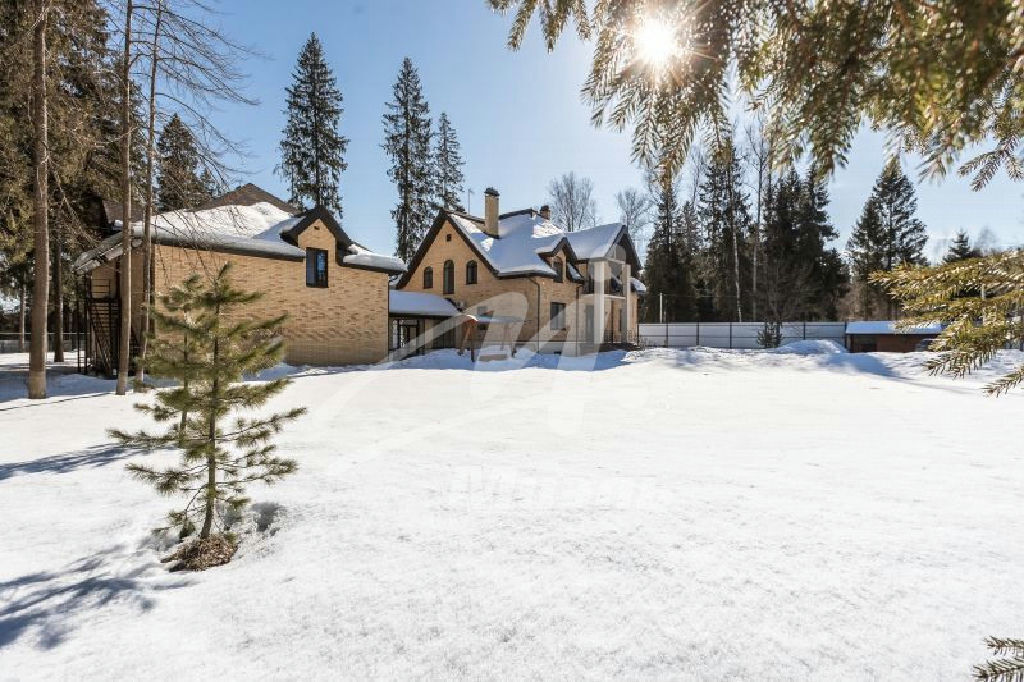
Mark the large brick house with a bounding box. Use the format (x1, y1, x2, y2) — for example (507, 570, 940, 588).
(74, 185, 405, 373)
(391, 187, 644, 355)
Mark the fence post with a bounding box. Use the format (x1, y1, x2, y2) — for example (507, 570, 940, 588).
(803, 320, 807, 340)
(696, 320, 700, 346)
(664, 323, 668, 348)
(729, 322, 733, 349)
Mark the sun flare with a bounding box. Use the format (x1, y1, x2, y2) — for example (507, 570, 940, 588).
(635, 18, 679, 68)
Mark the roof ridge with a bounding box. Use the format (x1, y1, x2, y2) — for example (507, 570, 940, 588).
(198, 183, 300, 215)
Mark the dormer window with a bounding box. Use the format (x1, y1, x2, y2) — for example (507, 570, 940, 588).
(552, 257, 564, 283)
(423, 266, 434, 289)
(306, 248, 328, 288)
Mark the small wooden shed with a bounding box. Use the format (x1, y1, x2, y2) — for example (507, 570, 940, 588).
(845, 321, 944, 353)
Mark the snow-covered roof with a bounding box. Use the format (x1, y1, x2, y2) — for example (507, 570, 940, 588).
(442, 210, 633, 279)
(75, 199, 405, 274)
(565, 223, 627, 260)
(345, 244, 405, 273)
(389, 291, 459, 317)
(845, 321, 944, 335)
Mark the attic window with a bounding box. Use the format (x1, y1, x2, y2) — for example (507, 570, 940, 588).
(446, 233, 452, 242)
(306, 248, 328, 288)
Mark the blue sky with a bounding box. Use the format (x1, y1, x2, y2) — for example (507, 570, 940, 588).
(209, 0, 1024, 260)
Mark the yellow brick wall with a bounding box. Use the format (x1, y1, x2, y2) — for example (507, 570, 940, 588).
(398, 218, 584, 344)
(89, 219, 390, 366)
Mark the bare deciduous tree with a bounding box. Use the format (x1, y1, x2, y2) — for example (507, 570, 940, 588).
(547, 171, 597, 232)
(615, 187, 651, 251)
(126, 0, 257, 390)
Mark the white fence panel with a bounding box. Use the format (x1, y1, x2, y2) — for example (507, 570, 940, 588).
(638, 321, 847, 349)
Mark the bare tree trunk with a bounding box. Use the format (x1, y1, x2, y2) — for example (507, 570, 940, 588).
(136, 0, 162, 392)
(52, 219, 64, 362)
(27, 0, 49, 400)
(731, 221, 743, 322)
(18, 282, 26, 353)
(116, 0, 134, 396)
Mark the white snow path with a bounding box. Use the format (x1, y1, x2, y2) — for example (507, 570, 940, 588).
(1, 347, 1023, 679)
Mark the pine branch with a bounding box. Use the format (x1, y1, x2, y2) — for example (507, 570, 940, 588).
(974, 657, 1024, 682)
(987, 638, 1024, 657)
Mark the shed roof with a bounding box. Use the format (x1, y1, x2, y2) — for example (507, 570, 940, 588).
(389, 291, 459, 318)
(846, 321, 944, 335)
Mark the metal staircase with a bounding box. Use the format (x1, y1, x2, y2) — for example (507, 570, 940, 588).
(84, 280, 139, 377)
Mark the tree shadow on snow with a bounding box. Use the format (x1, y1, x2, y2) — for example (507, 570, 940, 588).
(0, 545, 189, 650)
(0, 443, 133, 481)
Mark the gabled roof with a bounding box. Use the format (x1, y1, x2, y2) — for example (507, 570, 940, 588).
(396, 208, 638, 287)
(101, 199, 144, 228)
(280, 205, 352, 251)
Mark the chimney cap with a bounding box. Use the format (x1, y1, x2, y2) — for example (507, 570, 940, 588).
(484, 187, 499, 197)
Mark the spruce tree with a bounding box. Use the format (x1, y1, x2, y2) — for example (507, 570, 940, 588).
(383, 57, 433, 262)
(279, 33, 348, 216)
(848, 161, 928, 318)
(796, 169, 846, 318)
(157, 114, 212, 211)
(759, 169, 801, 338)
(643, 175, 696, 322)
(847, 199, 888, 318)
(697, 136, 751, 321)
(111, 264, 305, 560)
(944, 230, 981, 263)
(433, 112, 465, 212)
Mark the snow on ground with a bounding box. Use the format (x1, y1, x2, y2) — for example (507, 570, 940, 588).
(2, 346, 1023, 679)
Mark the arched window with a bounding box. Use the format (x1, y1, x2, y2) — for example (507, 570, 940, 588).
(466, 260, 478, 285)
(423, 266, 434, 289)
(552, 257, 564, 283)
(443, 260, 455, 294)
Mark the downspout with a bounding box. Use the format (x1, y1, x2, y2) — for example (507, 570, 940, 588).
(575, 284, 581, 356)
(531, 276, 542, 353)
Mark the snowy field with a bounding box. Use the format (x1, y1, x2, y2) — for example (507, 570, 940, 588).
(2, 344, 1023, 679)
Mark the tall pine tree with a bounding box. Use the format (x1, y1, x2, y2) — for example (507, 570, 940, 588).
(111, 264, 305, 561)
(848, 160, 928, 318)
(643, 174, 697, 322)
(279, 33, 348, 216)
(433, 112, 465, 212)
(157, 114, 213, 211)
(697, 136, 751, 321)
(383, 57, 433, 262)
(796, 169, 847, 318)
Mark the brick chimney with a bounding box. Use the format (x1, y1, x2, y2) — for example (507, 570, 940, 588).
(483, 187, 500, 236)
(539, 204, 551, 221)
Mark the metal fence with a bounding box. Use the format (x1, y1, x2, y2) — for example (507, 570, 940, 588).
(0, 333, 81, 354)
(638, 321, 848, 350)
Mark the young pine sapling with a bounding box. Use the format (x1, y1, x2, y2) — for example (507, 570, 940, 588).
(112, 264, 305, 566)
